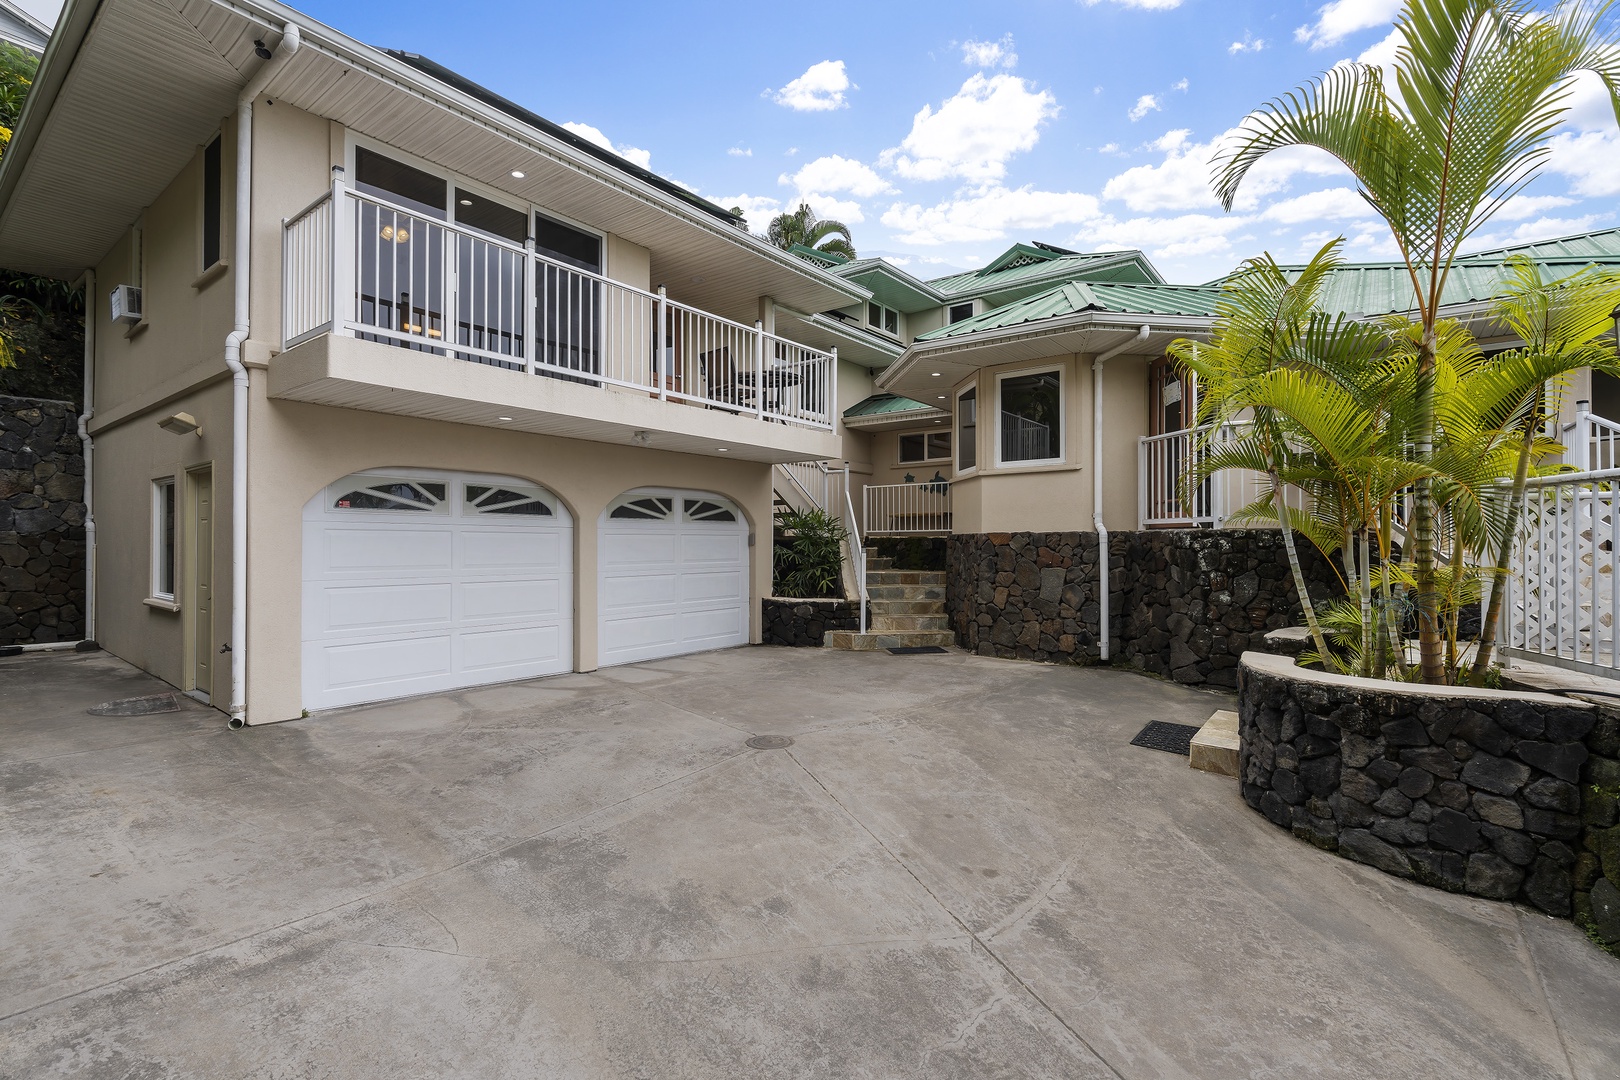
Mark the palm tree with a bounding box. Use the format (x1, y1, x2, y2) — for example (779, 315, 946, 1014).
(1213, 0, 1620, 684)
(766, 203, 856, 261)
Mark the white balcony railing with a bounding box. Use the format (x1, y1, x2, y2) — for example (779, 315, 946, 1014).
(1138, 425, 1306, 529)
(282, 176, 836, 430)
(1572, 407, 1620, 472)
(864, 479, 951, 535)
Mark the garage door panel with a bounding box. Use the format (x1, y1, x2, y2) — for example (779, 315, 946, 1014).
(462, 529, 563, 571)
(679, 533, 745, 564)
(602, 612, 680, 657)
(601, 530, 678, 567)
(679, 569, 744, 605)
(313, 633, 455, 691)
(460, 624, 566, 672)
(320, 526, 455, 574)
(313, 581, 455, 636)
(602, 571, 679, 611)
(679, 607, 745, 642)
(461, 577, 563, 622)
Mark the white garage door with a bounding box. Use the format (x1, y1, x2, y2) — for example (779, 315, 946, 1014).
(302, 470, 573, 711)
(598, 489, 750, 667)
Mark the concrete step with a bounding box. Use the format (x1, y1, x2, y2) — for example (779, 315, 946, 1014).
(824, 630, 958, 651)
(869, 599, 946, 616)
(867, 570, 946, 586)
(866, 584, 945, 602)
(1190, 710, 1240, 777)
(870, 614, 950, 632)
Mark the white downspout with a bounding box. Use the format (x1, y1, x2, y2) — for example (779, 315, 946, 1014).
(225, 24, 301, 729)
(77, 268, 95, 643)
(1092, 325, 1150, 662)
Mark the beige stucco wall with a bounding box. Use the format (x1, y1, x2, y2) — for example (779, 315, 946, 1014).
(940, 350, 1156, 534)
(244, 389, 774, 724)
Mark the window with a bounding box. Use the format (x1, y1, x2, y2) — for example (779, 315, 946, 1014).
(466, 484, 554, 516)
(684, 498, 738, 522)
(332, 478, 448, 513)
(998, 368, 1063, 464)
(957, 386, 977, 472)
(899, 431, 952, 463)
(201, 136, 222, 270)
(867, 301, 900, 337)
(355, 146, 447, 218)
(151, 478, 176, 601)
(454, 188, 526, 243)
(535, 212, 603, 379)
(949, 302, 974, 324)
(610, 495, 675, 520)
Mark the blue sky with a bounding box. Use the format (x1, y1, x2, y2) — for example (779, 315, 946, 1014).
(24, 0, 1620, 283)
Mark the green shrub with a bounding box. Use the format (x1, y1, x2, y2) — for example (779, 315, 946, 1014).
(773, 507, 848, 599)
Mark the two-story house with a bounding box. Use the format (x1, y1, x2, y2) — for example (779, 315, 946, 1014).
(0, 0, 881, 723)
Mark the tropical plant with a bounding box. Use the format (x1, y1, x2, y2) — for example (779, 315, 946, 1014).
(1214, 0, 1620, 684)
(773, 506, 849, 599)
(766, 203, 856, 262)
(0, 41, 35, 156)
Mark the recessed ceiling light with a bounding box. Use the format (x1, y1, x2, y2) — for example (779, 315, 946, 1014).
(510, 170, 525, 179)
(459, 198, 473, 206)
(931, 372, 942, 377)
(691, 275, 705, 284)
(716, 447, 728, 452)
(497, 416, 513, 421)
(937, 395, 945, 399)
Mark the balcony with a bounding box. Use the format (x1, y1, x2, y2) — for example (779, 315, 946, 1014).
(1138, 425, 1306, 530)
(273, 182, 839, 461)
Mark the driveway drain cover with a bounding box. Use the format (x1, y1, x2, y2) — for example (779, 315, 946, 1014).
(746, 735, 794, 750)
(89, 694, 180, 717)
(1130, 721, 1199, 756)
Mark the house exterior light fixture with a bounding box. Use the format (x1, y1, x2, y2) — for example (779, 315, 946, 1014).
(158, 412, 202, 436)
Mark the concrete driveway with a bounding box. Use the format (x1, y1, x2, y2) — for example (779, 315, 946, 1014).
(2, 647, 1617, 1079)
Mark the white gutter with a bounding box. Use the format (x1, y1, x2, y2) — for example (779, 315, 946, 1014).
(1091, 326, 1150, 662)
(77, 267, 94, 642)
(224, 23, 301, 729)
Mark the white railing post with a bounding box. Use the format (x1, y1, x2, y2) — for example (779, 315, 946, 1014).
(330, 166, 352, 336)
(656, 286, 668, 401)
(523, 235, 537, 375)
(829, 346, 839, 430)
(1137, 437, 1148, 529)
(1577, 400, 1592, 472)
(754, 320, 766, 419)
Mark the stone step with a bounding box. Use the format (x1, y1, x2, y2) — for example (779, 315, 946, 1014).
(867, 570, 946, 586)
(1190, 710, 1240, 777)
(866, 556, 894, 571)
(824, 630, 958, 651)
(869, 599, 945, 616)
(866, 584, 945, 602)
(870, 614, 950, 632)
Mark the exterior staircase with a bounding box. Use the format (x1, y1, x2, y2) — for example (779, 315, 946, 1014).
(824, 557, 956, 651)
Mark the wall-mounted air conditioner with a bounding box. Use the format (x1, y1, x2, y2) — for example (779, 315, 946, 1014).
(109, 285, 143, 326)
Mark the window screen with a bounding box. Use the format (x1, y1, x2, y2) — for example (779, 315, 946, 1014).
(1000, 371, 1061, 462)
(202, 136, 222, 269)
(957, 388, 977, 471)
(355, 147, 447, 219)
(949, 303, 974, 324)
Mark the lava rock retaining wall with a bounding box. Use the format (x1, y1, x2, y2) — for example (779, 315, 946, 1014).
(762, 598, 862, 647)
(946, 530, 1340, 686)
(1238, 651, 1617, 921)
(1, 397, 85, 644)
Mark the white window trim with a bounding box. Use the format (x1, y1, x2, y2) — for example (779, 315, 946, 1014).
(897, 428, 952, 466)
(955, 381, 979, 477)
(994, 364, 1066, 469)
(149, 476, 178, 606)
(866, 300, 903, 341)
(947, 299, 977, 324)
(345, 135, 607, 250)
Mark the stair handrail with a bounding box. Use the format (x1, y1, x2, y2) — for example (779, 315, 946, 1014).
(842, 481, 868, 634)
(773, 462, 823, 513)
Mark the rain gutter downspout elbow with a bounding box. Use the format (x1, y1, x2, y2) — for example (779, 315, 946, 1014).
(1092, 325, 1150, 662)
(225, 23, 301, 729)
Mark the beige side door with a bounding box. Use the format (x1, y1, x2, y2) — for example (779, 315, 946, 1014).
(188, 467, 214, 697)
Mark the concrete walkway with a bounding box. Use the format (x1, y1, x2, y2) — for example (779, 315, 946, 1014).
(2, 647, 1616, 1078)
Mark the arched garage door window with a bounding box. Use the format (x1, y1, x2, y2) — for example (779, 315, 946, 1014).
(599, 489, 748, 666)
(302, 470, 573, 711)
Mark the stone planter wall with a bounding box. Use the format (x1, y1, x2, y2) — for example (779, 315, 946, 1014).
(946, 530, 1340, 686)
(1, 397, 85, 645)
(762, 598, 862, 647)
(1238, 651, 1618, 922)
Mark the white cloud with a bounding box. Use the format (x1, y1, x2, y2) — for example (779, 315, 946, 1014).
(962, 34, 1017, 69)
(771, 60, 854, 112)
(561, 122, 651, 169)
(1228, 33, 1265, 55)
(1546, 128, 1620, 197)
(727, 147, 752, 158)
(719, 194, 783, 234)
(781, 155, 895, 198)
(1495, 194, 1577, 221)
(1172, 78, 1189, 92)
(1081, 0, 1185, 9)
(1128, 94, 1161, 121)
(1295, 0, 1403, 50)
(803, 195, 866, 224)
(881, 186, 1101, 245)
(1105, 128, 1345, 213)
(881, 74, 1060, 183)
(1259, 187, 1376, 225)
(1074, 212, 1252, 262)
(1098, 142, 1122, 154)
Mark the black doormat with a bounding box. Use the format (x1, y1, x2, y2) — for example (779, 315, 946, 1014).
(1130, 721, 1200, 756)
(888, 646, 949, 655)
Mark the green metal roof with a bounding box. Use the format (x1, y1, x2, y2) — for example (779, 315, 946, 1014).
(843, 393, 937, 418)
(1267, 254, 1620, 318)
(915, 279, 1222, 342)
(1461, 226, 1620, 261)
(787, 244, 848, 267)
(832, 258, 946, 311)
(924, 245, 1164, 300)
